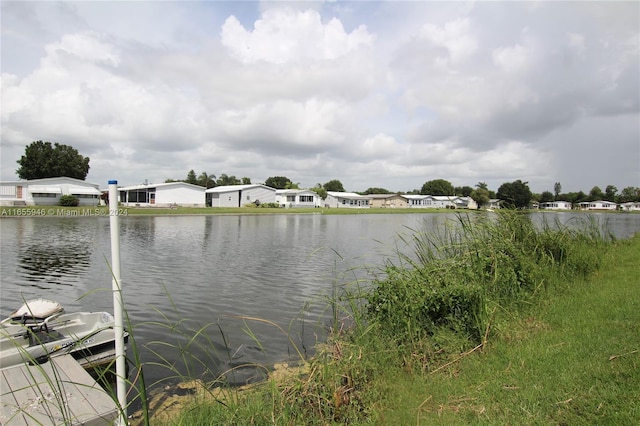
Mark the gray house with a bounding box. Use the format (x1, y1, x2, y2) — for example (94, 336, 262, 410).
(206, 184, 276, 207)
(118, 182, 205, 207)
(325, 191, 371, 208)
(0, 177, 101, 206)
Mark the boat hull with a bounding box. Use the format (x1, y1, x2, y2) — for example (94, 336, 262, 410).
(0, 311, 126, 370)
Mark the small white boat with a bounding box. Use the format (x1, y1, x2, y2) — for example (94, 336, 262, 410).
(0, 298, 127, 370)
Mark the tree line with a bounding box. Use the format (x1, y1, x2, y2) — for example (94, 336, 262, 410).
(15, 141, 640, 209)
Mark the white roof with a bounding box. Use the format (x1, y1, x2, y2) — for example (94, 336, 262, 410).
(327, 191, 370, 199)
(275, 189, 316, 195)
(120, 182, 204, 191)
(206, 184, 274, 193)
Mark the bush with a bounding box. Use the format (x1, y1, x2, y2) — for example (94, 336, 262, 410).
(59, 195, 79, 206)
(367, 211, 614, 352)
(369, 259, 486, 344)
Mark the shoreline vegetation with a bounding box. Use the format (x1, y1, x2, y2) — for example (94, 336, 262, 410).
(118, 210, 638, 425)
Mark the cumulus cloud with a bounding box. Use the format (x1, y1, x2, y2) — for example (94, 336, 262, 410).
(221, 8, 373, 64)
(1, 1, 637, 193)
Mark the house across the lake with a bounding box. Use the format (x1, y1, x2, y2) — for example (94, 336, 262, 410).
(540, 201, 572, 210)
(399, 194, 477, 209)
(206, 184, 276, 207)
(0, 177, 101, 206)
(368, 193, 408, 208)
(577, 200, 617, 211)
(620, 201, 640, 212)
(118, 182, 205, 207)
(275, 189, 320, 208)
(325, 192, 371, 208)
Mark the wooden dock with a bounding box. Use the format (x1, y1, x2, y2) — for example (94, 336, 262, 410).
(0, 354, 119, 425)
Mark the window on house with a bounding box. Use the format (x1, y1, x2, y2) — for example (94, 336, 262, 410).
(299, 195, 313, 202)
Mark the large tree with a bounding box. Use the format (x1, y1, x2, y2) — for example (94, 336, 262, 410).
(16, 141, 90, 180)
(588, 186, 604, 201)
(496, 179, 532, 209)
(553, 182, 562, 198)
(185, 169, 198, 185)
(604, 185, 618, 202)
(264, 176, 293, 189)
(216, 174, 242, 186)
(323, 179, 345, 192)
(363, 187, 392, 194)
(310, 184, 327, 200)
(618, 186, 640, 203)
(539, 191, 554, 203)
(454, 185, 474, 197)
(197, 172, 216, 188)
(420, 179, 454, 196)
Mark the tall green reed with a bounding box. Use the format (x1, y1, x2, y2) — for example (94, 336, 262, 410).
(367, 210, 615, 362)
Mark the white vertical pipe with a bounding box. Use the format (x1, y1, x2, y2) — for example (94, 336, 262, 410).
(108, 180, 127, 425)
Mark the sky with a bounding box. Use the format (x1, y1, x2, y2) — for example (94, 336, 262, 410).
(1, 1, 639, 194)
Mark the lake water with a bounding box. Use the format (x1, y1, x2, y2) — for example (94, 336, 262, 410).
(1, 211, 638, 395)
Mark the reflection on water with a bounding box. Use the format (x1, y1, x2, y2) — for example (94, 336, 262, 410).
(15, 219, 96, 290)
(1, 212, 639, 402)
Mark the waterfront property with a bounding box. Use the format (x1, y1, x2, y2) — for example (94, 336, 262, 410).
(325, 191, 371, 208)
(540, 201, 572, 210)
(620, 201, 640, 212)
(367, 193, 408, 208)
(452, 196, 478, 209)
(487, 199, 503, 210)
(0, 177, 101, 207)
(400, 194, 478, 209)
(275, 189, 320, 208)
(119, 182, 206, 207)
(206, 184, 276, 207)
(577, 200, 618, 211)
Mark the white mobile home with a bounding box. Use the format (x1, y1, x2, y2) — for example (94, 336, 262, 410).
(620, 202, 640, 212)
(325, 192, 371, 208)
(275, 189, 320, 208)
(206, 184, 276, 208)
(452, 196, 479, 210)
(119, 182, 205, 207)
(402, 194, 428, 207)
(0, 177, 101, 206)
(402, 194, 458, 208)
(540, 201, 572, 210)
(577, 200, 617, 211)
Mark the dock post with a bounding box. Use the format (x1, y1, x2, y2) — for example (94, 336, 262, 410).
(108, 180, 127, 425)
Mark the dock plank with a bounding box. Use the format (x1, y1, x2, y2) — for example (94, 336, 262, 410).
(0, 355, 119, 425)
(0, 368, 28, 424)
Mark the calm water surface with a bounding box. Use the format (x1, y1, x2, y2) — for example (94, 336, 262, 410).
(1, 212, 638, 392)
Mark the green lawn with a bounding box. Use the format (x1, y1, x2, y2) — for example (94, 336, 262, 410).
(377, 235, 640, 425)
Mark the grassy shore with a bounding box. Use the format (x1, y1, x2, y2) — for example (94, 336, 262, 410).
(129, 212, 638, 425)
(379, 234, 640, 425)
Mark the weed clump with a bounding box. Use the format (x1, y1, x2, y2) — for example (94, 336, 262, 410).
(366, 211, 613, 364)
